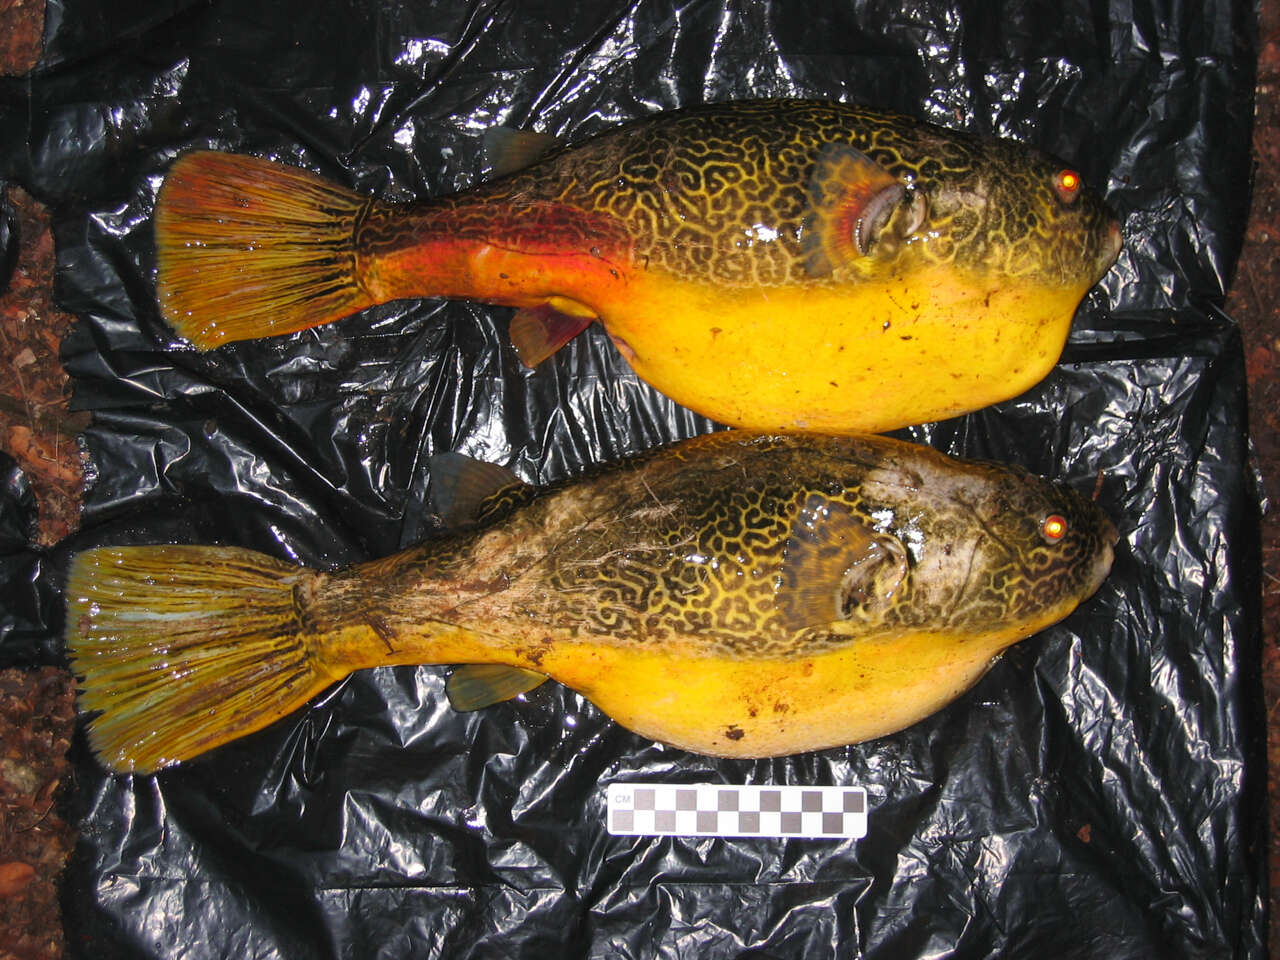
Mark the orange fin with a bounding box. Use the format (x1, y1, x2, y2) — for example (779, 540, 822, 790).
(483, 127, 563, 178)
(776, 493, 910, 631)
(509, 303, 595, 367)
(155, 151, 377, 349)
(803, 143, 905, 276)
(64, 545, 333, 773)
(446, 664, 549, 711)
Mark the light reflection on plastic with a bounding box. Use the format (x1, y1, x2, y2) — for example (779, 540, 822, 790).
(270, 525, 302, 563)
(394, 38, 453, 69)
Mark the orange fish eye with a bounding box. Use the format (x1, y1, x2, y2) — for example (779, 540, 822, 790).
(1041, 514, 1069, 543)
(1054, 169, 1081, 203)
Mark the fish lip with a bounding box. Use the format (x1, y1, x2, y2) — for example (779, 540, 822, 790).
(1096, 507, 1120, 549)
(1087, 515, 1120, 593)
(1105, 218, 1123, 262)
(1092, 539, 1116, 592)
(1093, 216, 1124, 282)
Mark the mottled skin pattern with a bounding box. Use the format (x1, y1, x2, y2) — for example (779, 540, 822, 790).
(360, 99, 1118, 291)
(323, 431, 1116, 662)
(65, 431, 1118, 770)
(155, 100, 1122, 433)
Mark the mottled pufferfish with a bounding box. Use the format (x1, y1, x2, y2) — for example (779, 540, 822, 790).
(154, 99, 1122, 434)
(65, 431, 1117, 773)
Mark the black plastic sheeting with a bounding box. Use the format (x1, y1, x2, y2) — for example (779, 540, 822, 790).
(0, 1, 1266, 956)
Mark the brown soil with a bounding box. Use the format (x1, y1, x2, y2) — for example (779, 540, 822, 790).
(0, 2, 1277, 958)
(0, 197, 80, 960)
(1229, 4, 1280, 950)
(0, 0, 43, 78)
(0, 670, 75, 960)
(0, 8, 83, 948)
(0, 186, 88, 549)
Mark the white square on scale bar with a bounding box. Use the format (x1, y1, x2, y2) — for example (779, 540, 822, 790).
(606, 783, 868, 839)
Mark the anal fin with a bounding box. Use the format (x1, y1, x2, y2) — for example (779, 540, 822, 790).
(446, 664, 549, 711)
(509, 303, 595, 367)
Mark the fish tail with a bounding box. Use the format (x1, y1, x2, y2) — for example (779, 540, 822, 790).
(154, 151, 377, 349)
(65, 545, 340, 773)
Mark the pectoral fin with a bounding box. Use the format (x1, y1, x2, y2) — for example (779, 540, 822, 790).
(446, 664, 549, 711)
(776, 492, 909, 630)
(803, 144, 915, 276)
(509, 304, 595, 367)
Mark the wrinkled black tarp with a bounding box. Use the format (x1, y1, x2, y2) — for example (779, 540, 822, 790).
(0, 1, 1265, 957)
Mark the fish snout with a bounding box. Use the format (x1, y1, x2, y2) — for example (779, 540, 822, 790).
(1101, 512, 1119, 549)
(1093, 216, 1123, 282)
(1105, 218, 1123, 262)
(1086, 512, 1119, 595)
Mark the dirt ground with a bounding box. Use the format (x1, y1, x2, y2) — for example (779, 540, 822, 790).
(0, 2, 1277, 958)
(1233, 10, 1280, 955)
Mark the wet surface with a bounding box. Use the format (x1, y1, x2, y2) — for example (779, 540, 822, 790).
(0, 1, 1276, 955)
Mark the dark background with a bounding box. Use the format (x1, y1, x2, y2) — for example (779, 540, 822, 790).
(0, 0, 1273, 957)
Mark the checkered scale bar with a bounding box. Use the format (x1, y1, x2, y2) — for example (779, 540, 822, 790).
(606, 783, 868, 839)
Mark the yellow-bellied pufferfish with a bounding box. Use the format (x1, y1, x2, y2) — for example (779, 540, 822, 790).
(65, 430, 1116, 773)
(154, 99, 1122, 434)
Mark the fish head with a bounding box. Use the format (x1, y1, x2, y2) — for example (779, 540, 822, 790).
(888, 130, 1123, 291)
(927, 463, 1118, 635)
(771, 440, 1115, 643)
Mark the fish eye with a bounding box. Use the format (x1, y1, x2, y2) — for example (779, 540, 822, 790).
(1054, 169, 1081, 204)
(1041, 514, 1069, 543)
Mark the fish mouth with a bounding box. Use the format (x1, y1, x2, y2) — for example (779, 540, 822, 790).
(1086, 514, 1119, 595)
(1093, 218, 1123, 283)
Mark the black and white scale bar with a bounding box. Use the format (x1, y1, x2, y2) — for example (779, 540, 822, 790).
(606, 783, 868, 839)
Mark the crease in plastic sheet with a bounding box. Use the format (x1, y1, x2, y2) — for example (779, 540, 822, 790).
(0, 0, 1264, 957)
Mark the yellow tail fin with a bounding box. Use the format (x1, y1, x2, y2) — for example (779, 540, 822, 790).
(154, 151, 377, 349)
(65, 545, 336, 773)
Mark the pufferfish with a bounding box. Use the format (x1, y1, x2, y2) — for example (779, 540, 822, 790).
(153, 99, 1122, 434)
(65, 430, 1116, 773)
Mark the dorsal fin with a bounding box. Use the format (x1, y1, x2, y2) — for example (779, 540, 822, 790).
(483, 127, 563, 178)
(775, 492, 909, 631)
(803, 143, 905, 277)
(446, 664, 549, 711)
(509, 303, 596, 367)
(428, 452, 529, 527)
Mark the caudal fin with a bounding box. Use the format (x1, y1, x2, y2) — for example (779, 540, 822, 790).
(65, 545, 337, 773)
(154, 151, 377, 349)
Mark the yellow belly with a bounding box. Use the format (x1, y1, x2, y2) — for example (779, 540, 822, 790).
(538, 628, 1021, 758)
(599, 267, 1086, 434)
